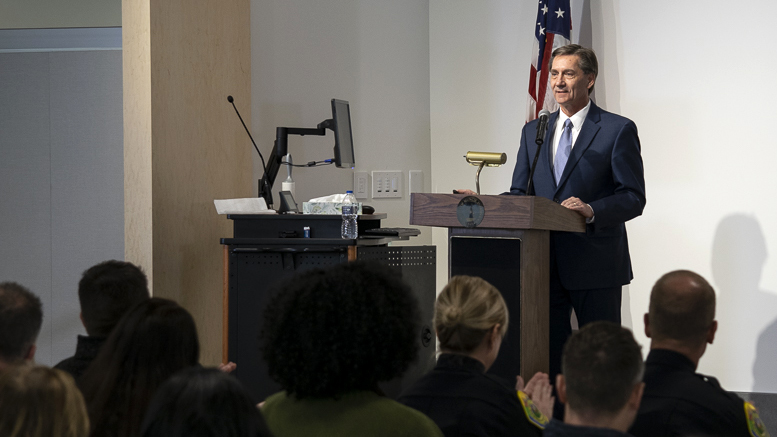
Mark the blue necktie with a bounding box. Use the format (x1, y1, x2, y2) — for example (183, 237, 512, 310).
(554, 119, 573, 184)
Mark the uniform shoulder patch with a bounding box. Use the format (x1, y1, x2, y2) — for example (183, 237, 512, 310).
(745, 401, 769, 437)
(517, 390, 549, 429)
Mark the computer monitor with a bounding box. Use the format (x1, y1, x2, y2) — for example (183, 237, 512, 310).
(259, 99, 356, 208)
(331, 99, 355, 169)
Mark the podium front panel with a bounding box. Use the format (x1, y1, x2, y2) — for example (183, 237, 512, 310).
(226, 244, 436, 402)
(449, 236, 522, 381)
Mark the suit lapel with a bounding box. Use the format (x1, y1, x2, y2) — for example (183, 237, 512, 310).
(554, 102, 601, 194)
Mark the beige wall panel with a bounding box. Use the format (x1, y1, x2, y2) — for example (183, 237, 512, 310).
(123, 0, 153, 284)
(124, 0, 251, 366)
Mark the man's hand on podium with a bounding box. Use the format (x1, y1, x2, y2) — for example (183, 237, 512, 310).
(453, 189, 477, 195)
(561, 196, 594, 219)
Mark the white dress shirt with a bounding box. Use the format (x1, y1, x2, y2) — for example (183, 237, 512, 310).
(548, 99, 595, 222)
(549, 99, 592, 164)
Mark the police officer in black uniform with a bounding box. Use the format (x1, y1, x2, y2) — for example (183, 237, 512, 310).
(398, 276, 551, 437)
(629, 270, 769, 437)
(543, 321, 645, 437)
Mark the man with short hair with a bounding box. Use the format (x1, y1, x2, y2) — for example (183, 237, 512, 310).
(544, 321, 644, 436)
(458, 45, 646, 382)
(629, 270, 769, 437)
(54, 260, 150, 379)
(511, 44, 646, 381)
(0, 282, 43, 372)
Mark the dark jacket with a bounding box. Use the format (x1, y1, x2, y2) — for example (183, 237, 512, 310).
(54, 335, 106, 380)
(509, 101, 646, 290)
(398, 354, 544, 437)
(630, 349, 764, 437)
(544, 419, 634, 437)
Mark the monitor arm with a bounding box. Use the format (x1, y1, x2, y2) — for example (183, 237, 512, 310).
(259, 124, 328, 209)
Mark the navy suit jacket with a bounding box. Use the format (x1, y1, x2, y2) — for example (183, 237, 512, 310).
(509, 101, 646, 290)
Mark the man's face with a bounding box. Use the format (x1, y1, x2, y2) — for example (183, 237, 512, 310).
(550, 54, 595, 116)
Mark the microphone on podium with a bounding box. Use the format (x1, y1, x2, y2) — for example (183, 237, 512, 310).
(527, 109, 552, 196)
(227, 95, 273, 208)
(535, 109, 551, 146)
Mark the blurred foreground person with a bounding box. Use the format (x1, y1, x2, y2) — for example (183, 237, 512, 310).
(259, 262, 443, 437)
(141, 367, 272, 437)
(0, 365, 89, 437)
(545, 321, 644, 436)
(399, 275, 552, 436)
(0, 281, 43, 372)
(630, 270, 768, 437)
(79, 297, 200, 437)
(55, 260, 150, 380)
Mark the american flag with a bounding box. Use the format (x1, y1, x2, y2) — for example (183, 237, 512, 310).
(526, 0, 572, 122)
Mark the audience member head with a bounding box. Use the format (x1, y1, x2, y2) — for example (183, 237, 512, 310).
(0, 282, 43, 369)
(646, 270, 717, 355)
(261, 261, 420, 399)
(0, 365, 89, 437)
(141, 367, 272, 437)
(79, 297, 200, 437)
(558, 321, 644, 431)
(78, 260, 150, 337)
(434, 275, 508, 369)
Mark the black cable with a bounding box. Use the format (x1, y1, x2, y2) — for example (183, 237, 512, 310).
(282, 159, 334, 168)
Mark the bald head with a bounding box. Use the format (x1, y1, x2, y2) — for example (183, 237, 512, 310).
(648, 270, 716, 346)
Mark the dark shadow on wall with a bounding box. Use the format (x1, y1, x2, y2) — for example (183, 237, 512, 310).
(709, 214, 777, 393)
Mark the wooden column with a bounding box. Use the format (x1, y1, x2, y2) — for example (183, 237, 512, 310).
(123, 0, 251, 365)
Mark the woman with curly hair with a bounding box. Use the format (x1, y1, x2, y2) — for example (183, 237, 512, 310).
(398, 275, 553, 437)
(0, 365, 89, 437)
(79, 297, 200, 437)
(259, 261, 442, 437)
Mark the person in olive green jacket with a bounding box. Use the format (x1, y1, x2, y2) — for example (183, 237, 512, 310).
(259, 262, 442, 437)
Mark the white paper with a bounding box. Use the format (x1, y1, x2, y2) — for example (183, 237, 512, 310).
(214, 198, 276, 214)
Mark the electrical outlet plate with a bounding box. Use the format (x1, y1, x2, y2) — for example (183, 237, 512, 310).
(353, 171, 369, 199)
(409, 170, 423, 194)
(372, 171, 402, 198)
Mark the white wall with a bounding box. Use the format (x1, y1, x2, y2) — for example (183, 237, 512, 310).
(0, 29, 124, 366)
(430, 0, 777, 393)
(429, 0, 538, 301)
(251, 0, 432, 242)
(0, 0, 120, 29)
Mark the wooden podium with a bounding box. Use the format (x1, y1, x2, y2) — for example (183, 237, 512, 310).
(410, 193, 585, 381)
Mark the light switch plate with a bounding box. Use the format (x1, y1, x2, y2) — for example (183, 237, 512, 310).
(353, 171, 368, 199)
(372, 171, 402, 198)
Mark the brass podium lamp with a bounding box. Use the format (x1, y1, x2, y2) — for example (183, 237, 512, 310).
(465, 151, 507, 194)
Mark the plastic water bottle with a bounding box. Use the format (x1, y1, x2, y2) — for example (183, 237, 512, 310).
(341, 190, 358, 239)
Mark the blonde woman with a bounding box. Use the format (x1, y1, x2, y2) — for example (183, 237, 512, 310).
(0, 365, 89, 437)
(399, 275, 553, 437)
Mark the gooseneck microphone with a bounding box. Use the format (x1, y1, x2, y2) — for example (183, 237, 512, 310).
(534, 109, 551, 146)
(527, 109, 551, 196)
(227, 95, 273, 207)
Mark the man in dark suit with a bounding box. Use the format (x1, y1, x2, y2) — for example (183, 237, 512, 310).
(509, 44, 646, 380)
